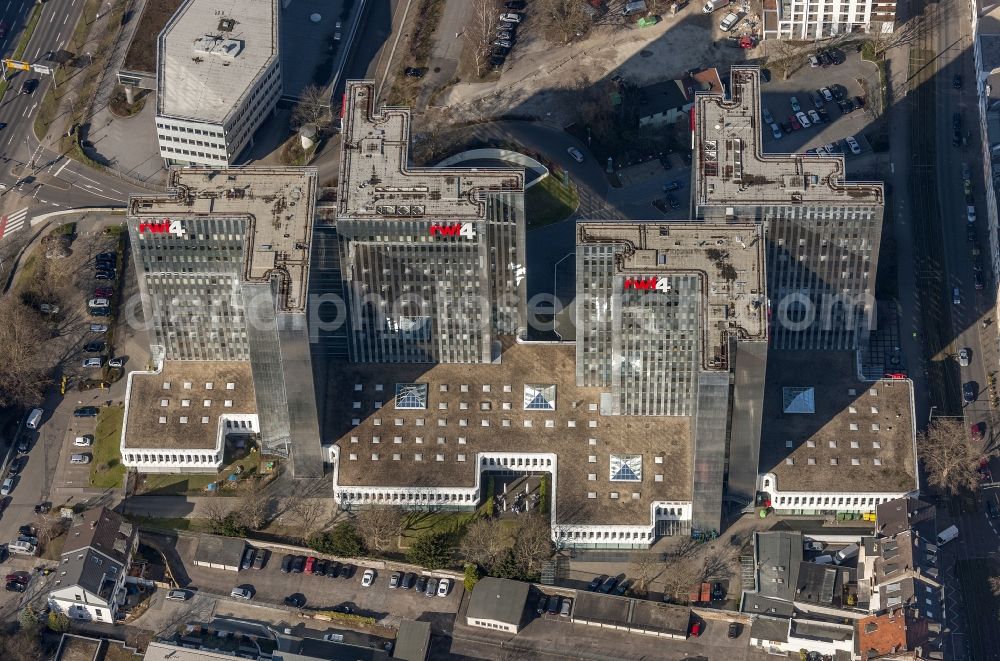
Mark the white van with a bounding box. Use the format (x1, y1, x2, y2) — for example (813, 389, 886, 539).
(26, 408, 43, 430)
(8, 540, 36, 555)
(834, 542, 860, 565)
(936, 525, 959, 546)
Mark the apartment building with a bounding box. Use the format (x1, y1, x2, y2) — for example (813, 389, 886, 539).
(762, 0, 897, 41)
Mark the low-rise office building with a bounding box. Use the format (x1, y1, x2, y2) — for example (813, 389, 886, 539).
(758, 351, 919, 516)
(466, 577, 530, 633)
(155, 0, 281, 166)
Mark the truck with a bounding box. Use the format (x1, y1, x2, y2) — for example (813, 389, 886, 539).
(936, 525, 959, 546)
(702, 0, 730, 12)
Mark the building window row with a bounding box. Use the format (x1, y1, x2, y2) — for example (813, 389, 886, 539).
(772, 494, 893, 507)
(124, 452, 219, 464)
(340, 490, 475, 503)
(557, 529, 651, 540)
(155, 123, 223, 138)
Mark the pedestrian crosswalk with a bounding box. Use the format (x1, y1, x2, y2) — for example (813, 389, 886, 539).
(0, 208, 30, 241)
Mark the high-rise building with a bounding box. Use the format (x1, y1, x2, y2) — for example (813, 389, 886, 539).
(335, 81, 526, 364)
(155, 0, 281, 167)
(574, 221, 769, 532)
(693, 66, 885, 351)
(123, 167, 323, 477)
(762, 0, 897, 41)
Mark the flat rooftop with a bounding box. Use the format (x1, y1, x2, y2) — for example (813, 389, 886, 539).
(157, 0, 277, 123)
(56, 636, 101, 661)
(331, 342, 692, 526)
(123, 361, 256, 450)
(129, 167, 317, 312)
(121, 0, 184, 74)
(693, 66, 884, 208)
(577, 221, 767, 371)
(760, 351, 917, 494)
(338, 81, 524, 220)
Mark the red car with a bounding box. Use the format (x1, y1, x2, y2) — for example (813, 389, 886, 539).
(689, 620, 702, 637)
(787, 115, 800, 130)
(972, 422, 985, 442)
(304, 556, 316, 574)
(94, 287, 113, 297)
(5, 573, 27, 585)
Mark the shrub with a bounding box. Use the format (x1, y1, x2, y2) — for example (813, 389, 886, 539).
(406, 530, 453, 569)
(464, 563, 481, 592)
(309, 522, 365, 558)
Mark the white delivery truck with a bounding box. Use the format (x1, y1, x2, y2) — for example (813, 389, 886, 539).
(936, 525, 959, 545)
(703, 0, 730, 12)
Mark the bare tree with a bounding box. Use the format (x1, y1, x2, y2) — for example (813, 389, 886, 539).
(918, 419, 992, 497)
(460, 517, 511, 570)
(354, 506, 406, 555)
(291, 84, 332, 131)
(990, 575, 1000, 597)
(510, 514, 553, 577)
(660, 555, 703, 603)
(237, 478, 273, 530)
(534, 0, 591, 44)
(201, 498, 231, 529)
(35, 513, 68, 546)
(0, 629, 41, 661)
(465, 0, 501, 78)
(627, 554, 663, 598)
(0, 301, 53, 408)
(284, 497, 330, 539)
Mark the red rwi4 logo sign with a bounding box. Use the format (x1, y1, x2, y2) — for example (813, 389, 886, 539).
(429, 222, 475, 239)
(139, 219, 186, 236)
(623, 276, 670, 293)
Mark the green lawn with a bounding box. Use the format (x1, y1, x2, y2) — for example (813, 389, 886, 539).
(126, 516, 212, 534)
(90, 406, 125, 488)
(137, 452, 261, 496)
(525, 174, 579, 229)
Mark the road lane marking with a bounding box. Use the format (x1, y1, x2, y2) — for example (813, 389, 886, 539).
(55, 160, 68, 177)
(63, 14, 68, 24)
(4, 1, 9, 10)
(49, 11, 54, 22)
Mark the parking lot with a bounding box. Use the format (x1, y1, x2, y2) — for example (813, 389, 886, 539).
(759, 48, 880, 156)
(173, 537, 463, 632)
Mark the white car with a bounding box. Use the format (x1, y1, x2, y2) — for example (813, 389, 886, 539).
(770, 123, 782, 139)
(230, 586, 253, 600)
(361, 568, 375, 587)
(959, 348, 971, 367)
(845, 136, 862, 154)
(499, 12, 522, 23)
(82, 357, 103, 368)
(108, 357, 124, 368)
(820, 87, 833, 102)
(74, 435, 93, 447)
(807, 109, 821, 124)
(88, 298, 110, 308)
(39, 304, 59, 314)
(719, 12, 739, 31)
(90, 324, 108, 333)
(795, 112, 811, 128)
(437, 578, 451, 597)
(789, 96, 801, 112)
(566, 147, 584, 163)
(953, 287, 961, 305)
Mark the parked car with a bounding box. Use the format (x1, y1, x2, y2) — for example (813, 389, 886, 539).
(108, 357, 124, 368)
(494, 39, 512, 48)
(425, 577, 438, 597)
(90, 324, 108, 333)
(689, 619, 703, 637)
(820, 87, 833, 102)
(787, 115, 800, 131)
(808, 54, 820, 68)
(599, 576, 619, 594)
(389, 571, 402, 589)
(719, 12, 739, 31)
(6, 581, 25, 592)
(437, 577, 451, 597)
(728, 622, 742, 638)
(74, 436, 93, 447)
(94, 287, 113, 297)
(845, 136, 862, 154)
(326, 561, 341, 578)
(546, 595, 561, 614)
(588, 575, 607, 591)
(953, 74, 963, 89)
(496, 30, 513, 40)
(811, 91, 824, 108)
(252, 549, 268, 569)
(795, 111, 811, 128)
(762, 108, 774, 124)
(291, 555, 306, 573)
(230, 586, 253, 600)
(770, 123, 782, 139)
(807, 109, 821, 124)
(663, 180, 683, 192)
(613, 579, 631, 596)
(789, 96, 801, 112)
(499, 12, 522, 22)
(280, 554, 293, 573)
(566, 147, 584, 163)
(39, 303, 59, 315)
(284, 593, 306, 608)
(73, 407, 99, 417)
(780, 121, 793, 134)
(560, 598, 572, 616)
(8, 457, 24, 475)
(853, 96, 866, 109)
(83, 341, 105, 353)
(304, 556, 316, 574)
(975, 270, 985, 290)
(81, 357, 103, 368)
(666, 194, 680, 209)
(361, 568, 375, 587)
(959, 348, 971, 366)
(404, 67, 424, 78)
(964, 381, 978, 403)
(339, 563, 354, 579)
(535, 594, 547, 614)
(95, 271, 116, 280)
(415, 575, 428, 593)
(402, 572, 416, 589)
(314, 559, 327, 576)
(166, 589, 190, 601)
(953, 287, 962, 305)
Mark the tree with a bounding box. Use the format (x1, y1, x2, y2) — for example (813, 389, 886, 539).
(291, 85, 332, 131)
(460, 517, 510, 570)
(406, 530, 454, 569)
(201, 498, 231, 530)
(354, 506, 405, 555)
(990, 575, 1000, 597)
(465, 0, 501, 78)
(918, 419, 991, 497)
(47, 611, 70, 633)
(236, 478, 272, 531)
(310, 522, 365, 558)
(659, 551, 704, 603)
(18, 606, 40, 631)
(217, 512, 247, 537)
(533, 0, 591, 44)
(0, 301, 53, 408)
(464, 562, 482, 592)
(627, 554, 663, 598)
(509, 515, 552, 580)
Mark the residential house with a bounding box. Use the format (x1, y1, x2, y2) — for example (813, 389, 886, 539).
(48, 508, 137, 623)
(637, 69, 723, 127)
